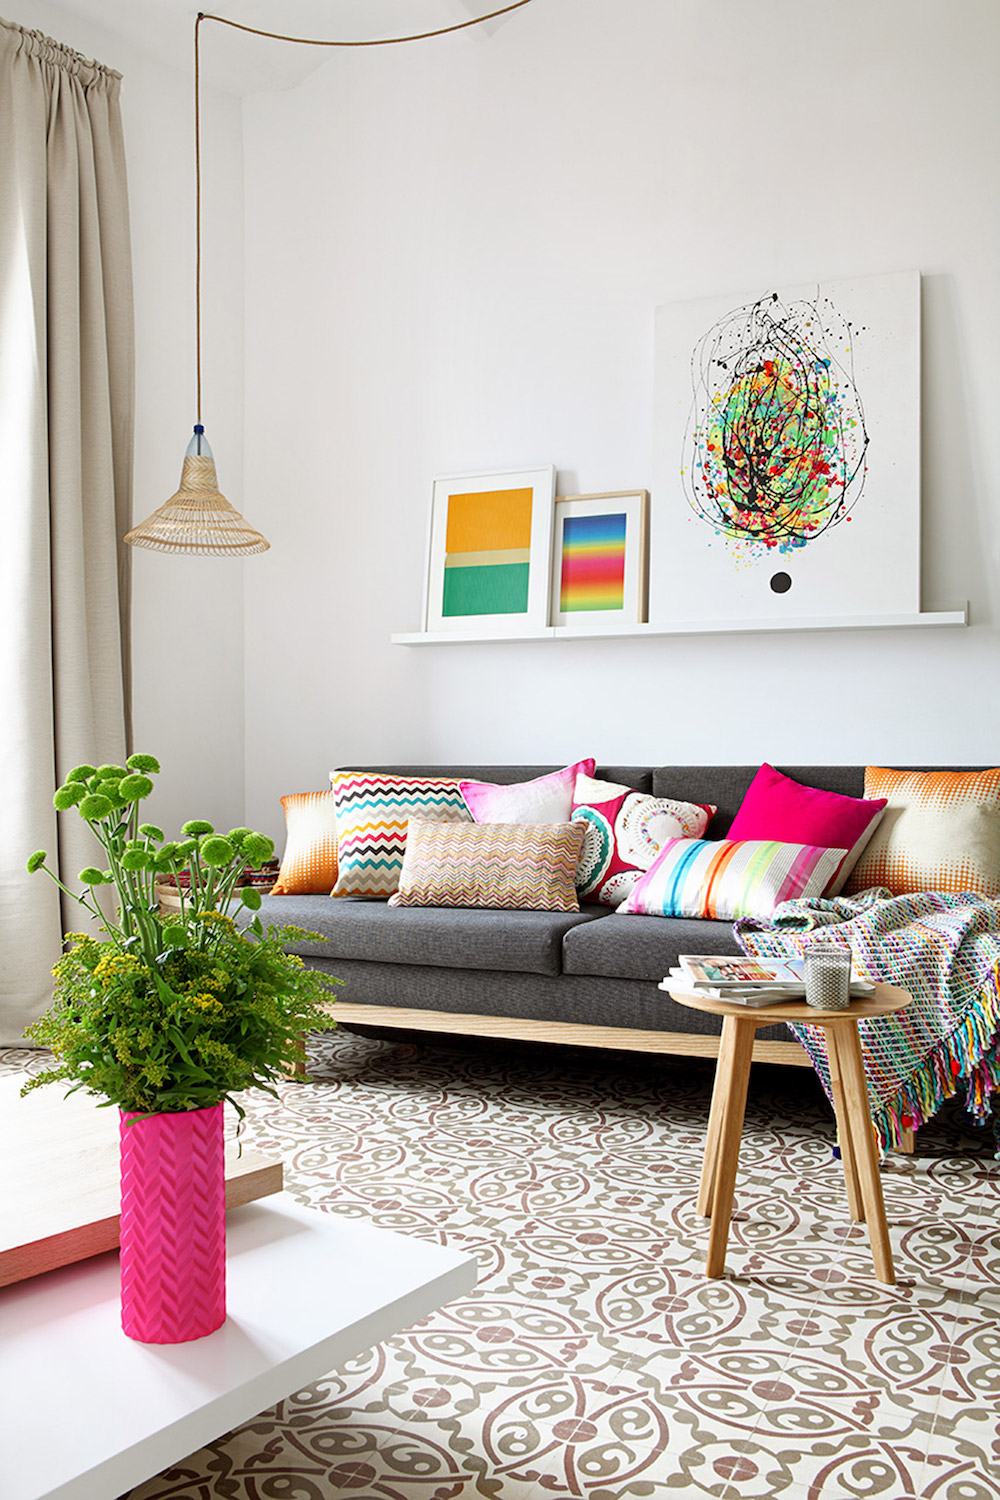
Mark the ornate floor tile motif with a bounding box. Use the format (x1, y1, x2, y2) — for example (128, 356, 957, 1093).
(2, 1028, 999, 1500)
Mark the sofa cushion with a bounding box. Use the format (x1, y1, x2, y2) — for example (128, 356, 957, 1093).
(252, 892, 604, 976)
(271, 789, 339, 894)
(726, 763, 886, 896)
(571, 772, 715, 907)
(460, 759, 596, 824)
(562, 911, 742, 982)
(619, 837, 845, 921)
(388, 818, 586, 913)
(844, 766, 1000, 898)
(330, 771, 472, 898)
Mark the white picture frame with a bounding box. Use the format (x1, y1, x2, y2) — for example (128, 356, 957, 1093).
(549, 490, 649, 628)
(652, 270, 921, 624)
(423, 466, 556, 636)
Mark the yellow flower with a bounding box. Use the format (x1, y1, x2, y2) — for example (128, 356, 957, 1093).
(182, 991, 224, 1015)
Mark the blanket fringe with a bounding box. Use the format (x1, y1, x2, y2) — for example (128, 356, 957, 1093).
(866, 959, 1000, 1152)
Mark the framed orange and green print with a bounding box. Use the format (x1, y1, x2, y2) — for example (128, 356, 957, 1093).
(549, 490, 649, 628)
(423, 467, 555, 636)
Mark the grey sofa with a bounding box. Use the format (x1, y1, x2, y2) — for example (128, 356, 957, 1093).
(253, 763, 922, 1068)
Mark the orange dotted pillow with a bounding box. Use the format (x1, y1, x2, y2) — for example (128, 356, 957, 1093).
(271, 790, 339, 894)
(843, 767, 1000, 898)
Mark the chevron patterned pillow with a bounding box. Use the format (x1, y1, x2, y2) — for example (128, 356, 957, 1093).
(330, 772, 472, 898)
(388, 818, 586, 911)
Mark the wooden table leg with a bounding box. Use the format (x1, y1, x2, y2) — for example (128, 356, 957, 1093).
(826, 1028, 864, 1223)
(835, 1022, 895, 1285)
(697, 1039, 732, 1217)
(705, 1016, 756, 1279)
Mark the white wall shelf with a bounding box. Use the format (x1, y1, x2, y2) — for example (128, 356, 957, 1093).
(391, 606, 968, 645)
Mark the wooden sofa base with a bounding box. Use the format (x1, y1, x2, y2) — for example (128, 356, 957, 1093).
(331, 1001, 814, 1065)
(303, 1003, 915, 1155)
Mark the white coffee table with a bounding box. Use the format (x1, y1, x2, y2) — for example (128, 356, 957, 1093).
(1, 1193, 478, 1500)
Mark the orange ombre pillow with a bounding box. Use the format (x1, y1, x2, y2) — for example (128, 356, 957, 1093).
(271, 790, 338, 894)
(844, 767, 1000, 897)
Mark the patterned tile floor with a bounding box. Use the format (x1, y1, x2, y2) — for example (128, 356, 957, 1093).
(4, 1028, 999, 1500)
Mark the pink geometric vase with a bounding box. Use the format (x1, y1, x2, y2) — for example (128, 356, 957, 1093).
(119, 1103, 227, 1343)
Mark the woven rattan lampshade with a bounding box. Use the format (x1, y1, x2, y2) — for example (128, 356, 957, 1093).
(125, 430, 270, 556)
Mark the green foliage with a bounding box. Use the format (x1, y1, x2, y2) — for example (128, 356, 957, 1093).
(127, 753, 161, 774)
(53, 783, 85, 810)
(24, 753, 339, 1115)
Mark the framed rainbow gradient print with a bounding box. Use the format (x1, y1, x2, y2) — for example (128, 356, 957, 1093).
(549, 490, 649, 628)
(423, 467, 556, 636)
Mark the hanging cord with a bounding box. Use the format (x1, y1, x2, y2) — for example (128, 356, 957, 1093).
(192, 1, 536, 426)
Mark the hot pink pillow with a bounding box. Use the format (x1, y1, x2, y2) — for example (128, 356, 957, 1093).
(460, 759, 596, 825)
(726, 763, 887, 896)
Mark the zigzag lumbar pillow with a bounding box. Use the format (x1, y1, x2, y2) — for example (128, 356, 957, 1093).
(330, 771, 472, 898)
(388, 818, 586, 912)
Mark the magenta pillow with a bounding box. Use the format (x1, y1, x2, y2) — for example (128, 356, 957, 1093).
(460, 759, 596, 825)
(726, 763, 887, 896)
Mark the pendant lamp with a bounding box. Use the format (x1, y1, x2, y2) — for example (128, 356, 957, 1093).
(125, 14, 269, 555)
(125, 1, 535, 557)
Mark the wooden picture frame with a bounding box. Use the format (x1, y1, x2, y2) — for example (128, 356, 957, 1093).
(423, 466, 556, 637)
(549, 490, 649, 628)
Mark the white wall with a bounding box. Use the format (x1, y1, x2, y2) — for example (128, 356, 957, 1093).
(16, 0, 1000, 851)
(240, 0, 1000, 842)
(12, 0, 248, 839)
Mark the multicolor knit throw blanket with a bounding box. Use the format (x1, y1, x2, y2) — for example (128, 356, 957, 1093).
(735, 888, 1000, 1151)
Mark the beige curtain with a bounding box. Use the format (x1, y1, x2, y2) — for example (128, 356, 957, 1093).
(0, 18, 133, 1044)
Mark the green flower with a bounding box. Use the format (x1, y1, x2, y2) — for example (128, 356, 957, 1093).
(119, 774, 154, 802)
(138, 824, 165, 841)
(26, 850, 47, 874)
(121, 849, 151, 872)
(66, 764, 97, 783)
(239, 887, 262, 910)
(242, 833, 274, 866)
(53, 783, 85, 810)
(160, 923, 188, 947)
(96, 764, 127, 779)
(78, 867, 105, 885)
(200, 836, 235, 867)
(127, 753, 161, 774)
(78, 794, 113, 821)
(227, 827, 253, 850)
(182, 820, 214, 837)
(175, 838, 197, 859)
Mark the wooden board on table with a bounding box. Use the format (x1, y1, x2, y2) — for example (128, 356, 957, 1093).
(0, 1073, 283, 1287)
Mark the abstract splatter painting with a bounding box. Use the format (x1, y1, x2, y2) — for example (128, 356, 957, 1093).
(653, 271, 920, 622)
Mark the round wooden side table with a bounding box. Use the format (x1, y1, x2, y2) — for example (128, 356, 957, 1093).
(666, 984, 913, 1286)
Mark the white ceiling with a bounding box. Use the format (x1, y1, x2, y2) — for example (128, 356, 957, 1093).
(56, 0, 520, 94)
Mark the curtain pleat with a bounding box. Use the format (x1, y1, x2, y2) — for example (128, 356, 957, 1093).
(0, 18, 133, 1043)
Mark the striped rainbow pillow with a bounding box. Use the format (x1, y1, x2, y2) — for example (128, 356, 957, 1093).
(617, 838, 846, 922)
(388, 818, 585, 912)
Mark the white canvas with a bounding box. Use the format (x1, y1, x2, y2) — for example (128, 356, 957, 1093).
(651, 270, 921, 623)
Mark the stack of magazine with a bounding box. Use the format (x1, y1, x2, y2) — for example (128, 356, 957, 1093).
(661, 954, 875, 1008)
